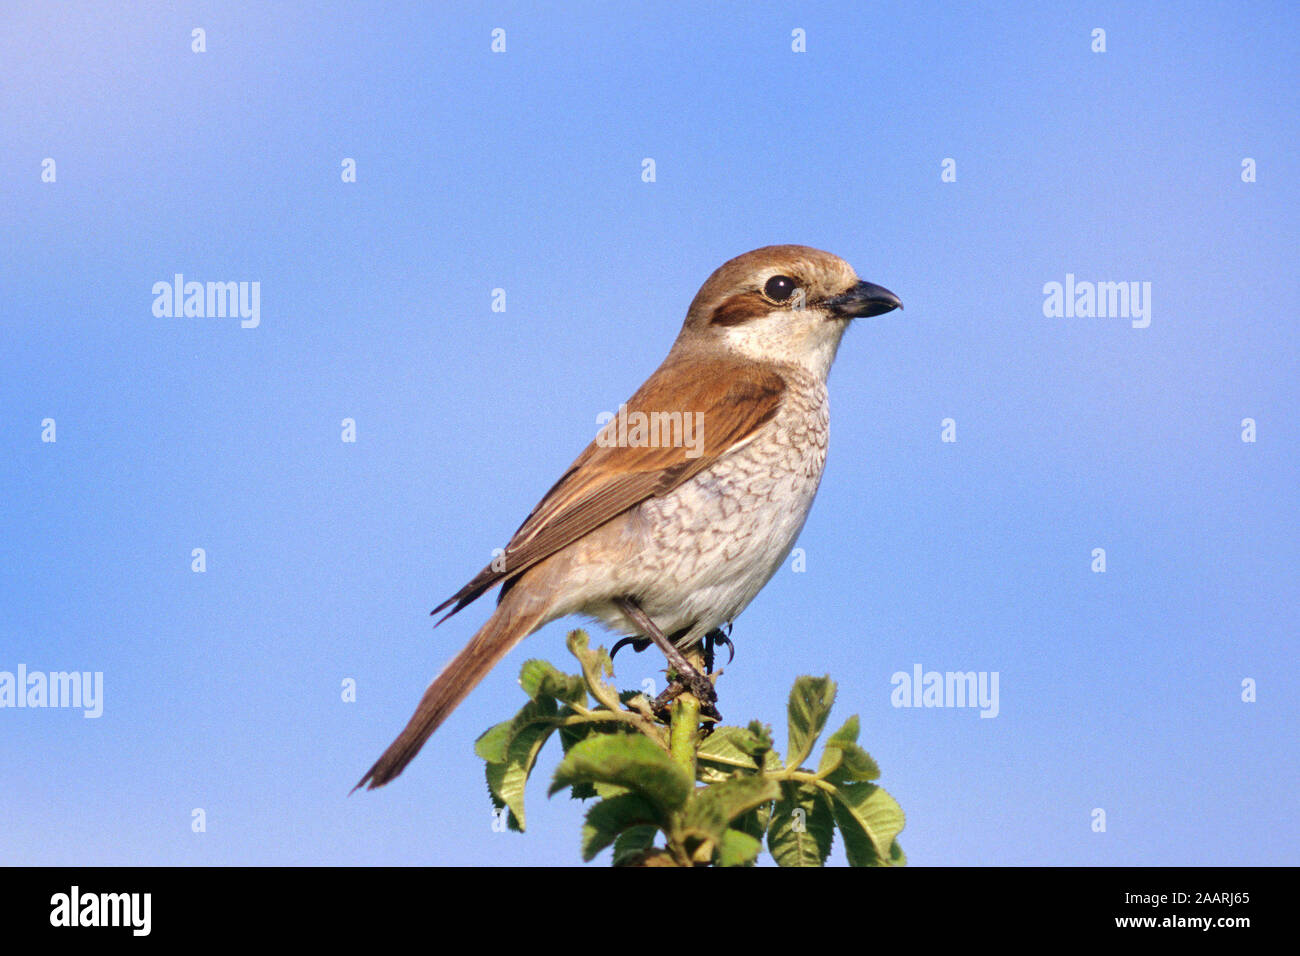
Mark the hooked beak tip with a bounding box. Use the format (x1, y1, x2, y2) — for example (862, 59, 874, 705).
(826, 280, 903, 319)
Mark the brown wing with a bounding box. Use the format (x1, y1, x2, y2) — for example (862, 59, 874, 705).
(431, 357, 787, 621)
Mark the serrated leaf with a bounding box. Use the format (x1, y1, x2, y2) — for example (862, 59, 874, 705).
(767, 782, 835, 867)
(581, 793, 663, 862)
(565, 628, 599, 662)
(474, 718, 514, 764)
(817, 747, 842, 779)
(592, 780, 630, 799)
(739, 720, 783, 774)
(833, 803, 875, 866)
(479, 696, 558, 757)
(612, 825, 660, 866)
(827, 714, 860, 747)
(696, 725, 764, 771)
(548, 734, 691, 814)
(823, 741, 881, 783)
(483, 710, 558, 831)
(886, 839, 906, 866)
(817, 715, 880, 780)
(830, 781, 906, 866)
(484, 771, 507, 811)
(557, 703, 637, 757)
(786, 676, 836, 771)
(731, 803, 767, 842)
(556, 705, 611, 800)
(716, 828, 762, 867)
(566, 629, 613, 680)
(518, 658, 586, 703)
(484, 763, 523, 831)
(746, 720, 775, 755)
(681, 775, 780, 846)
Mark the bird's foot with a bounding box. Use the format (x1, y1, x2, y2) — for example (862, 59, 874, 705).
(651, 668, 720, 724)
(650, 682, 683, 722)
(701, 624, 735, 674)
(610, 636, 652, 660)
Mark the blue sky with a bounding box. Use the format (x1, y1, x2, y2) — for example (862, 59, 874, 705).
(1, 1, 1296, 866)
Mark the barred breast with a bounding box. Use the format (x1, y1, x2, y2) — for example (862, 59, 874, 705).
(577, 367, 831, 646)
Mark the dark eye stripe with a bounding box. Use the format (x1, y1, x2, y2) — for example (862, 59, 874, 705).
(708, 292, 770, 327)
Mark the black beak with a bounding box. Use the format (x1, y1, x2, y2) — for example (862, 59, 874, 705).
(825, 280, 903, 319)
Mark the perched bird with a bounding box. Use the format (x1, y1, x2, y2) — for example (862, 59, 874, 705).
(356, 245, 901, 790)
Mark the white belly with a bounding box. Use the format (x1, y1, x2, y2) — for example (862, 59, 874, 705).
(564, 374, 831, 646)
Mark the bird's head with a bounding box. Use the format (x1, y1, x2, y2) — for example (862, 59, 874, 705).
(674, 245, 902, 379)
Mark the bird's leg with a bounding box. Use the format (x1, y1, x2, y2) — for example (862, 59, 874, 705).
(614, 597, 720, 722)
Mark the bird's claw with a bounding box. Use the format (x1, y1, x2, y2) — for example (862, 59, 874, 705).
(610, 636, 651, 660)
(702, 626, 735, 673)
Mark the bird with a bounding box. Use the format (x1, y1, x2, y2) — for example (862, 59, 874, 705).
(355, 245, 901, 790)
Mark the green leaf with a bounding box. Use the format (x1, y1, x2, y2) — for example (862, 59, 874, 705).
(767, 782, 835, 867)
(557, 704, 637, 751)
(474, 717, 514, 764)
(679, 776, 779, 866)
(823, 741, 881, 783)
(696, 725, 765, 771)
(612, 825, 660, 866)
(581, 793, 663, 862)
(786, 676, 836, 770)
(817, 748, 841, 780)
(518, 658, 586, 703)
(556, 707, 599, 800)
(479, 696, 558, 757)
(732, 801, 772, 843)
(592, 780, 631, 799)
(565, 628, 599, 664)
(681, 775, 780, 846)
(746, 721, 775, 758)
(556, 701, 638, 799)
(565, 629, 613, 682)
(483, 705, 558, 831)
(484, 763, 523, 831)
(816, 715, 880, 782)
(886, 839, 907, 866)
(549, 734, 691, 815)
(830, 782, 906, 866)
(827, 713, 860, 746)
(716, 828, 762, 867)
(737, 720, 782, 775)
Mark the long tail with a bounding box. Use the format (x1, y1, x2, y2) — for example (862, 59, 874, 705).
(354, 590, 547, 791)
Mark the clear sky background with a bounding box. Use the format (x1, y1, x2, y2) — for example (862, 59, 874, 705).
(1, 1, 1296, 866)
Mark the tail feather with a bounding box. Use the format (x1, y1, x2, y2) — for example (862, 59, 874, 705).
(354, 596, 544, 791)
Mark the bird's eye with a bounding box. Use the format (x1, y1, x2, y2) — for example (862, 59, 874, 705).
(763, 275, 797, 302)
